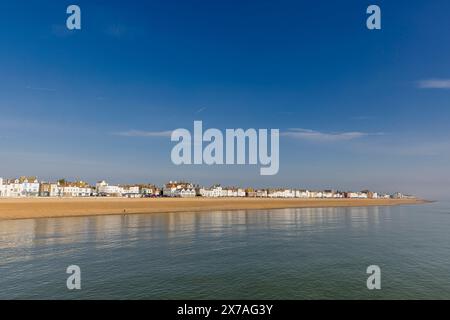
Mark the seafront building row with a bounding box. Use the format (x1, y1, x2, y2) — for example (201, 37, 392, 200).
(0, 177, 413, 199)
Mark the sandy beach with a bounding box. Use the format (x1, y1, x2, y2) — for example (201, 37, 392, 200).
(0, 197, 427, 220)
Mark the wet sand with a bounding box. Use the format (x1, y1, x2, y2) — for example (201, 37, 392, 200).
(0, 197, 427, 221)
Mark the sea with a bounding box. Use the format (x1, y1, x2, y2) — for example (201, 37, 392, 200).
(0, 201, 449, 299)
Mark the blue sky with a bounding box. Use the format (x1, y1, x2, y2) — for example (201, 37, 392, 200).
(1, 0, 450, 199)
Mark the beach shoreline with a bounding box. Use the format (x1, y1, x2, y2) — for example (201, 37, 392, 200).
(0, 197, 429, 221)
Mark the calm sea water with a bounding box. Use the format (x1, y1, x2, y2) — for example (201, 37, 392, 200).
(0, 202, 449, 299)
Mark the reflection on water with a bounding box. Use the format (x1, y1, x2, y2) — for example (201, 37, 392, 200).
(0, 204, 449, 299)
(0, 206, 385, 249)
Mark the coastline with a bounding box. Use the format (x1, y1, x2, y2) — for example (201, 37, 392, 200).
(0, 197, 429, 221)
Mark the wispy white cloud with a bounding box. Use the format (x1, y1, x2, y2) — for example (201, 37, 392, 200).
(196, 107, 207, 113)
(25, 85, 57, 92)
(350, 115, 375, 121)
(114, 130, 173, 137)
(364, 141, 449, 157)
(417, 79, 450, 89)
(282, 128, 380, 142)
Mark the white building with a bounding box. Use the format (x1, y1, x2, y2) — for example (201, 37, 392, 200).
(163, 181, 196, 197)
(392, 192, 405, 199)
(268, 189, 295, 198)
(347, 192, 368, 199)
(359, 192, 368, 199)
(310, 191, 324, 198)
(199, 186, 246, 198)
(61, 184, 92, 197)
(0, 177, 40, 197)
(255, 189, 268, 197)
(50, 184, 60, 197)
(7, 179, 25, 197)
(22, 178, 40, 196)
(220, 187, 243, 197)
(267, 189, 280, 198)
(180, 188, 196, 197)
(322, 190, 332, 198)
(220, 188, 230, 197)
(295, 190, 310, 198)
(96, 180, 122, 196)
(199, 185, 221, 198)
(0, 178, 6, 197)
(199, 187, 213, 198)
(141, 186, 155, 195)
(333, 192, 344, 198)
(129, 186, 140, 194)
(121, 185, 141, 198)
